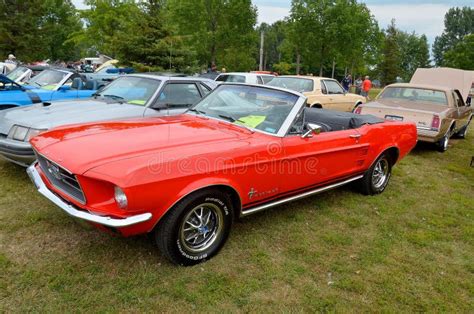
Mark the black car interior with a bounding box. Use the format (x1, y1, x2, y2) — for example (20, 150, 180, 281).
(300, 108, 384, 133)
(71, 77, 99, 90)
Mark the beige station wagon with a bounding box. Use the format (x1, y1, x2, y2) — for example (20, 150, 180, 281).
(268, 75, 366, 112)
(355, 68, 473, 152)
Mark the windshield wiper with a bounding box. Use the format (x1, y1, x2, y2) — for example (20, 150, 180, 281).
(166, 103, 194, 108)
(218, 114, 255, 133)
(218, 114, 243, 123)
(187, 108, 207, 115)
(103, 94, 125, 103)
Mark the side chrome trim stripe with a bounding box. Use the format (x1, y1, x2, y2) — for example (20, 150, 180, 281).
(240, 175, 364, 217)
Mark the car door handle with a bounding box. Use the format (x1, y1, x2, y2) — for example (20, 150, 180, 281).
(350, 134, 361, 139)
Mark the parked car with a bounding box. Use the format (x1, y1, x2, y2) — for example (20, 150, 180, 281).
(355, 68, 473, 152)
(27, 83, 417, 265)
(468, 84, 473, 106)
(215, 72, 275, 84)
(0, 74, 217, 166)
(0, 68, 98, 110)
(5, 65, 47, 84)
(199, 72, 220, 80)
(0, 62, 16, 75)
(267, 75, 366, 112)
(83, 62, 134, 88)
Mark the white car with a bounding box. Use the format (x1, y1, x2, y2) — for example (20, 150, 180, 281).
(215, 72, 274, 85)
(0, 62, 16, 75)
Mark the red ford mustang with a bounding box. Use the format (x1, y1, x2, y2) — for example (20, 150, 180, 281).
(28, 84, 417, 265)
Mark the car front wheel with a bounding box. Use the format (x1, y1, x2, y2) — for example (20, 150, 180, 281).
(358, 153, 392, 195)
(154, 189, 233, 266)
(455, 120, 470, 139)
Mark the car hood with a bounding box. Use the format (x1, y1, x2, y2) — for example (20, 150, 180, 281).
(0, 99, 147, 131)
(30, 115, 256, 175)
(363, 99, 449, 114)
(411, 67, 474, 101)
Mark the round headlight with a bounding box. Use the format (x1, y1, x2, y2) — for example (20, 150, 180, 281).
(114, 186, 128, 209)
(8, 125, 29, 141)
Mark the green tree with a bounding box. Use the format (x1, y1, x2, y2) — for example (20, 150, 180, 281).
(168, 0, 257, 71)
(379, 19, 401, 85)
(288, 0, 381, 77)
(256, 21, 288, 71)
(443, 33, 474, 70)
(69, 0, 142, 58)
(113, 0, 197, 73)
(433, 7, 474, 66)
(0, 0, 81, 62)
(397, 32, 430, 82)
(40, 0, 83, 61)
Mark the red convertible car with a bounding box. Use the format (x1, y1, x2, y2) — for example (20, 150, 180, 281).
(27, 84, 417, 265)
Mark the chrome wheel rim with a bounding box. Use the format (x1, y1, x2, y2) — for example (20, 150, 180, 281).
(443, 135, 448, 150)
(179, 203, 223, 253)
(463, 123, 469, 136)
(372, 158, 389, 189)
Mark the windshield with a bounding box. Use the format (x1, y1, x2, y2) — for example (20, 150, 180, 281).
(189, 85, 299, 134)
(267, 77, 314, 93)
(28, 69, 68, 90)
(261, 76, 274, 84)
(95, 76, 161, 105)
(379, 87, 448, 105)
(6, 66, 29, 81)
(216, 74, 246, 83)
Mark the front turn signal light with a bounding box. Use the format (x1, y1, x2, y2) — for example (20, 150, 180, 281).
(114, 186, 128, 209)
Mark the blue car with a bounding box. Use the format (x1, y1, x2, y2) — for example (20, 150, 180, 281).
(0, 68, 99, 110)
(83, 66, 134, 88)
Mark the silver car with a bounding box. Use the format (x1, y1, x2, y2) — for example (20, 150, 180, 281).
(0, 74, 217, 166)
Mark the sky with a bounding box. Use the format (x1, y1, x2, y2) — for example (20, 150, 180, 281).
(72, 0, 472, 46)
(254, 0, 473, 46)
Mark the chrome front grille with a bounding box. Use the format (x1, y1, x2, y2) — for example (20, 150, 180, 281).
(37, 154, 86, 204)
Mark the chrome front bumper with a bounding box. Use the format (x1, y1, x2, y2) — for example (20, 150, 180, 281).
(26, 164, 153, 228)
(0, 137, 35, 167)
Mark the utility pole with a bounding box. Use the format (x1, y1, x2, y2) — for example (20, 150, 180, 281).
(259, 31, 264, 71)
(331, 58, 336, 78)
(169, 40, 173, 70)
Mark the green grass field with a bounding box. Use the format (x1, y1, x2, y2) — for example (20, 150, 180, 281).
(1, 125, 473, 312)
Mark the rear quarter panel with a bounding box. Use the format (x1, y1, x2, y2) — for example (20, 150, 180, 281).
(358, 121, 417, 165)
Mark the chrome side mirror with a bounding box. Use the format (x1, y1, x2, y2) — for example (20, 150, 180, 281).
(301, 123, 322, 138)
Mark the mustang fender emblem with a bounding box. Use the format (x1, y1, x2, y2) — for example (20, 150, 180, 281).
(248, 188, 257, 199)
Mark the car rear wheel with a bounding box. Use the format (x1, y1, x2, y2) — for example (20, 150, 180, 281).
(352, 102, 362, 113)
(154, 189, 233, 266)
(358, 153, 392, 195)
(437, 133, 449, 152)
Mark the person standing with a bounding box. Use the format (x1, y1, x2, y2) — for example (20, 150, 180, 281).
(361, 76, 372, 100)
(354, 76, 363, 95)
(4, 54, 17, 65)
(341, 74, 352, 92)
(3, 54, 18, 73)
